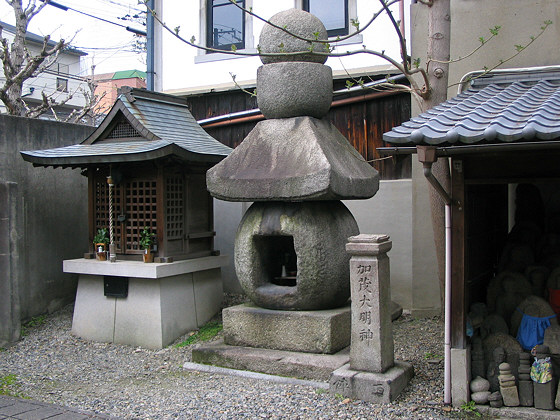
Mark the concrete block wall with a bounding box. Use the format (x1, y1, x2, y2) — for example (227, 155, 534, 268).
(0, 182, 20, 347)
(0, 115, 93, 345)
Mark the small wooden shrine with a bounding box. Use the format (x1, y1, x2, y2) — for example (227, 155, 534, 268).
(21, 88, 232, 349)
(22, 87, 232, 262)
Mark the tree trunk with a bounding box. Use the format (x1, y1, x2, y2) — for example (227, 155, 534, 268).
(3, 1, 30, 116)
(424, 0, 451, 310)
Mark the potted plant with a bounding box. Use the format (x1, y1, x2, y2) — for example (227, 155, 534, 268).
(93, 228, 109, 261)
(139, 226, 156, 263)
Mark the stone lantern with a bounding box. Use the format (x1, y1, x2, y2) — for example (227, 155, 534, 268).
(205, 9, 379, 357)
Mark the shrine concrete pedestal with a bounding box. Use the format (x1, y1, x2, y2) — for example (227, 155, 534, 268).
(64, 256, 227, 349)
(329, 234, 413, 403)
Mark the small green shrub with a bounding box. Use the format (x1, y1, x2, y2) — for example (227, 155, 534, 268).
(93, 228, 109, 246)
(424, 351, 443, 359)
(460, 400, 481, 417)
(0, 374, 23, 397)
(139, 227, 156, 250)
(21, 315, 46, 337)
(175, 321, 222, 348)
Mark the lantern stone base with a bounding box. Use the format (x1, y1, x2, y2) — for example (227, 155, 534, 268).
(192, 302, 352, 381)
(222, 303, 351, 354)
(63, 256, 227, 349)
(329, 361, 414, 403)
(193, 340, 350, 381)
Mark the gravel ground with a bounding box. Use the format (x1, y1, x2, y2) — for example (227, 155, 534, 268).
(0, 300, 464, 420)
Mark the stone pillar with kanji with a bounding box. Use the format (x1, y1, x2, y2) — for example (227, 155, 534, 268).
(330, 234, 413, 403)
(349, 234, 394, 373)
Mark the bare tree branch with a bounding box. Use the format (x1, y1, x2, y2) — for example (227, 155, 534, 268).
(0, 0, 94, 121)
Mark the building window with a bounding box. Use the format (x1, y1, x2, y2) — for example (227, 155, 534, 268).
(207, 0, 245, 51)
(57, 63, 69, 75)
(303, 0, 348, 37)
(49, 62, 69, 75)
(56, 78, 68, 92)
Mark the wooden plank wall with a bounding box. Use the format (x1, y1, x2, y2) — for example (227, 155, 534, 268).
(185, 88, 411, 180)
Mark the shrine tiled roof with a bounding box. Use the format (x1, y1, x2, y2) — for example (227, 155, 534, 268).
(383, 70, 560, 145)
(21, 88, 232, 167)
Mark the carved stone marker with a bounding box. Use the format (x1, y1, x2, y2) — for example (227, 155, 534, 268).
(329, 234, 413, 403)
(348, 234, 394, 373)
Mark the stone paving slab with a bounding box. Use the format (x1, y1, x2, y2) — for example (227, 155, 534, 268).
(0, 396, 117, 420)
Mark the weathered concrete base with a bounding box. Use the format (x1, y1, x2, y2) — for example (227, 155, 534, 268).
(329, 361, 414, 403)
(223, 303, 350, 354)
(477, 404, 560, 419)
(67, 257, 226, 349)
(192, 339, 350, 381)
(451, 347, 471, 407)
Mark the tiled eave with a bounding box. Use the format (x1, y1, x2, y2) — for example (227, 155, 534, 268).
(20, 88, 232, 169)
(20, 141, 225, 169)
(383, 73, 560, 146)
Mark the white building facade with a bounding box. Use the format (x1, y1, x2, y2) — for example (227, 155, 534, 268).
(0, 21, 90, 119)
(161, 0, 411, 92)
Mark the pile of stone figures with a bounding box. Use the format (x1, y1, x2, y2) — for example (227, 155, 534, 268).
(467, 185, 560, 410)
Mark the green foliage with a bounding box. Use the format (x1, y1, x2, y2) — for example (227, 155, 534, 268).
(413, 57, 421, 69)
(21, 315, 46, 337)
(489, 25, 501, 36)
(175, 321, 222, 348)
(460, 400, 481, 418)
(93, 228, 109, 246)
(315, 388, 327, 395)
(351, 18, 359, 30)
(231, 44, 237, 52)
(0, 374, 24, 397)
(139, 227, 155, 250)
(424, 351, 443, 359)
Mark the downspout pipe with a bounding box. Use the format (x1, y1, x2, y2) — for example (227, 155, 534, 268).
(417, 146, 453, 406)
(146, 0, 155, 91)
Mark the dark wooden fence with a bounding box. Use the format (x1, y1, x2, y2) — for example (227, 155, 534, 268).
(184, 85, 411, 180)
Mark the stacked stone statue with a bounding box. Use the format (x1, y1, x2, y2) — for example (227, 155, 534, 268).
(518, 352, 533, 406)
(498, 362, 520, 407)
(470, 376, 491, 404)
(208, 9, 379, 312)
